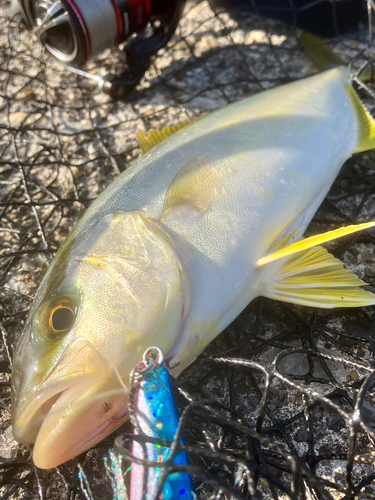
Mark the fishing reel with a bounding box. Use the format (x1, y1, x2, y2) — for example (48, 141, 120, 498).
(12, 0, 185, 98)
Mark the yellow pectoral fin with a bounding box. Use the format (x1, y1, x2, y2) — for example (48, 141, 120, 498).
(258, 221, 375, 266)
(161, 155, 220, 219)
(260, 246, 375, 309)
(137, 119, 199, 154)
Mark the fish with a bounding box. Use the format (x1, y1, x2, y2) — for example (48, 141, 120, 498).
(11, 65, 375, 469)
(128, 347, 194, 500)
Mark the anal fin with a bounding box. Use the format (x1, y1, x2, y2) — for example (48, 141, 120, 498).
(260, 246, 375, 309)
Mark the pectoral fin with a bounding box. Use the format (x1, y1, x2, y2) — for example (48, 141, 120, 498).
(260, 246, 375, 308)
(161, 155, 219, 219)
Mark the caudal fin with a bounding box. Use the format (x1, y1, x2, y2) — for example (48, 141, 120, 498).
(300, 32, 345, 71)
(346, 84, 375, 153)
(301, 31, 375, 153)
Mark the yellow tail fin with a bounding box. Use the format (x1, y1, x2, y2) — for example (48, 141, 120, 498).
(346, 84, 375, 153)
(300, 32, 344, 71)
(300, 32, 375, 153)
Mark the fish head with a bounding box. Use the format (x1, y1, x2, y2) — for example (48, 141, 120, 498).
(12, 211, 189, 469)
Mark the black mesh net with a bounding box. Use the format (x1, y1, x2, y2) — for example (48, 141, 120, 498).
(2, 0, 375, 498)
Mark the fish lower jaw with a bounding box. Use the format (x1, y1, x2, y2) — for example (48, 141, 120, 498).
(33, 411, 129, 469)
(32, 398, 130, 469)
(12, 385, 72, 445)
(70, 404, 129, 455)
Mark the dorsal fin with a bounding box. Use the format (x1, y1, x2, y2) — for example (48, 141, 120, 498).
(137, 119, 198, 154)
(161, 155, 219, 219)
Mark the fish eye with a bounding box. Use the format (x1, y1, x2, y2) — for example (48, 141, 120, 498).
(50, 306, 75, 332)
(35, 294, 79, 341)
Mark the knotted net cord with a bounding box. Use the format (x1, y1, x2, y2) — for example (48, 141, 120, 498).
(2, 0, 375, 498)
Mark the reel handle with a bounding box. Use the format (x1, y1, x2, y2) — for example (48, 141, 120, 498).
(102, 0, 185, 99)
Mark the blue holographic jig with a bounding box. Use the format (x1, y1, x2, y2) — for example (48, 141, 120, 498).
(129, 347, 195, 500)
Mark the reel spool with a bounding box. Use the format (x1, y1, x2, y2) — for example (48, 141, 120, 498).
(12, 0, 185, 98)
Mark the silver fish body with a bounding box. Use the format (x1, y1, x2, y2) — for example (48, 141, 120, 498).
(11, 67, 375, 468)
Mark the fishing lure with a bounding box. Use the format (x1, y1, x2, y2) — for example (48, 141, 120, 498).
(129, 347, 195, 500)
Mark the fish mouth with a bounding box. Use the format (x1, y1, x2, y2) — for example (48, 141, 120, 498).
(14, 378, 129, 469)
(69, 401, 129, 456)
(12, 380, 74, 445)
(12, 338, 130, 469)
